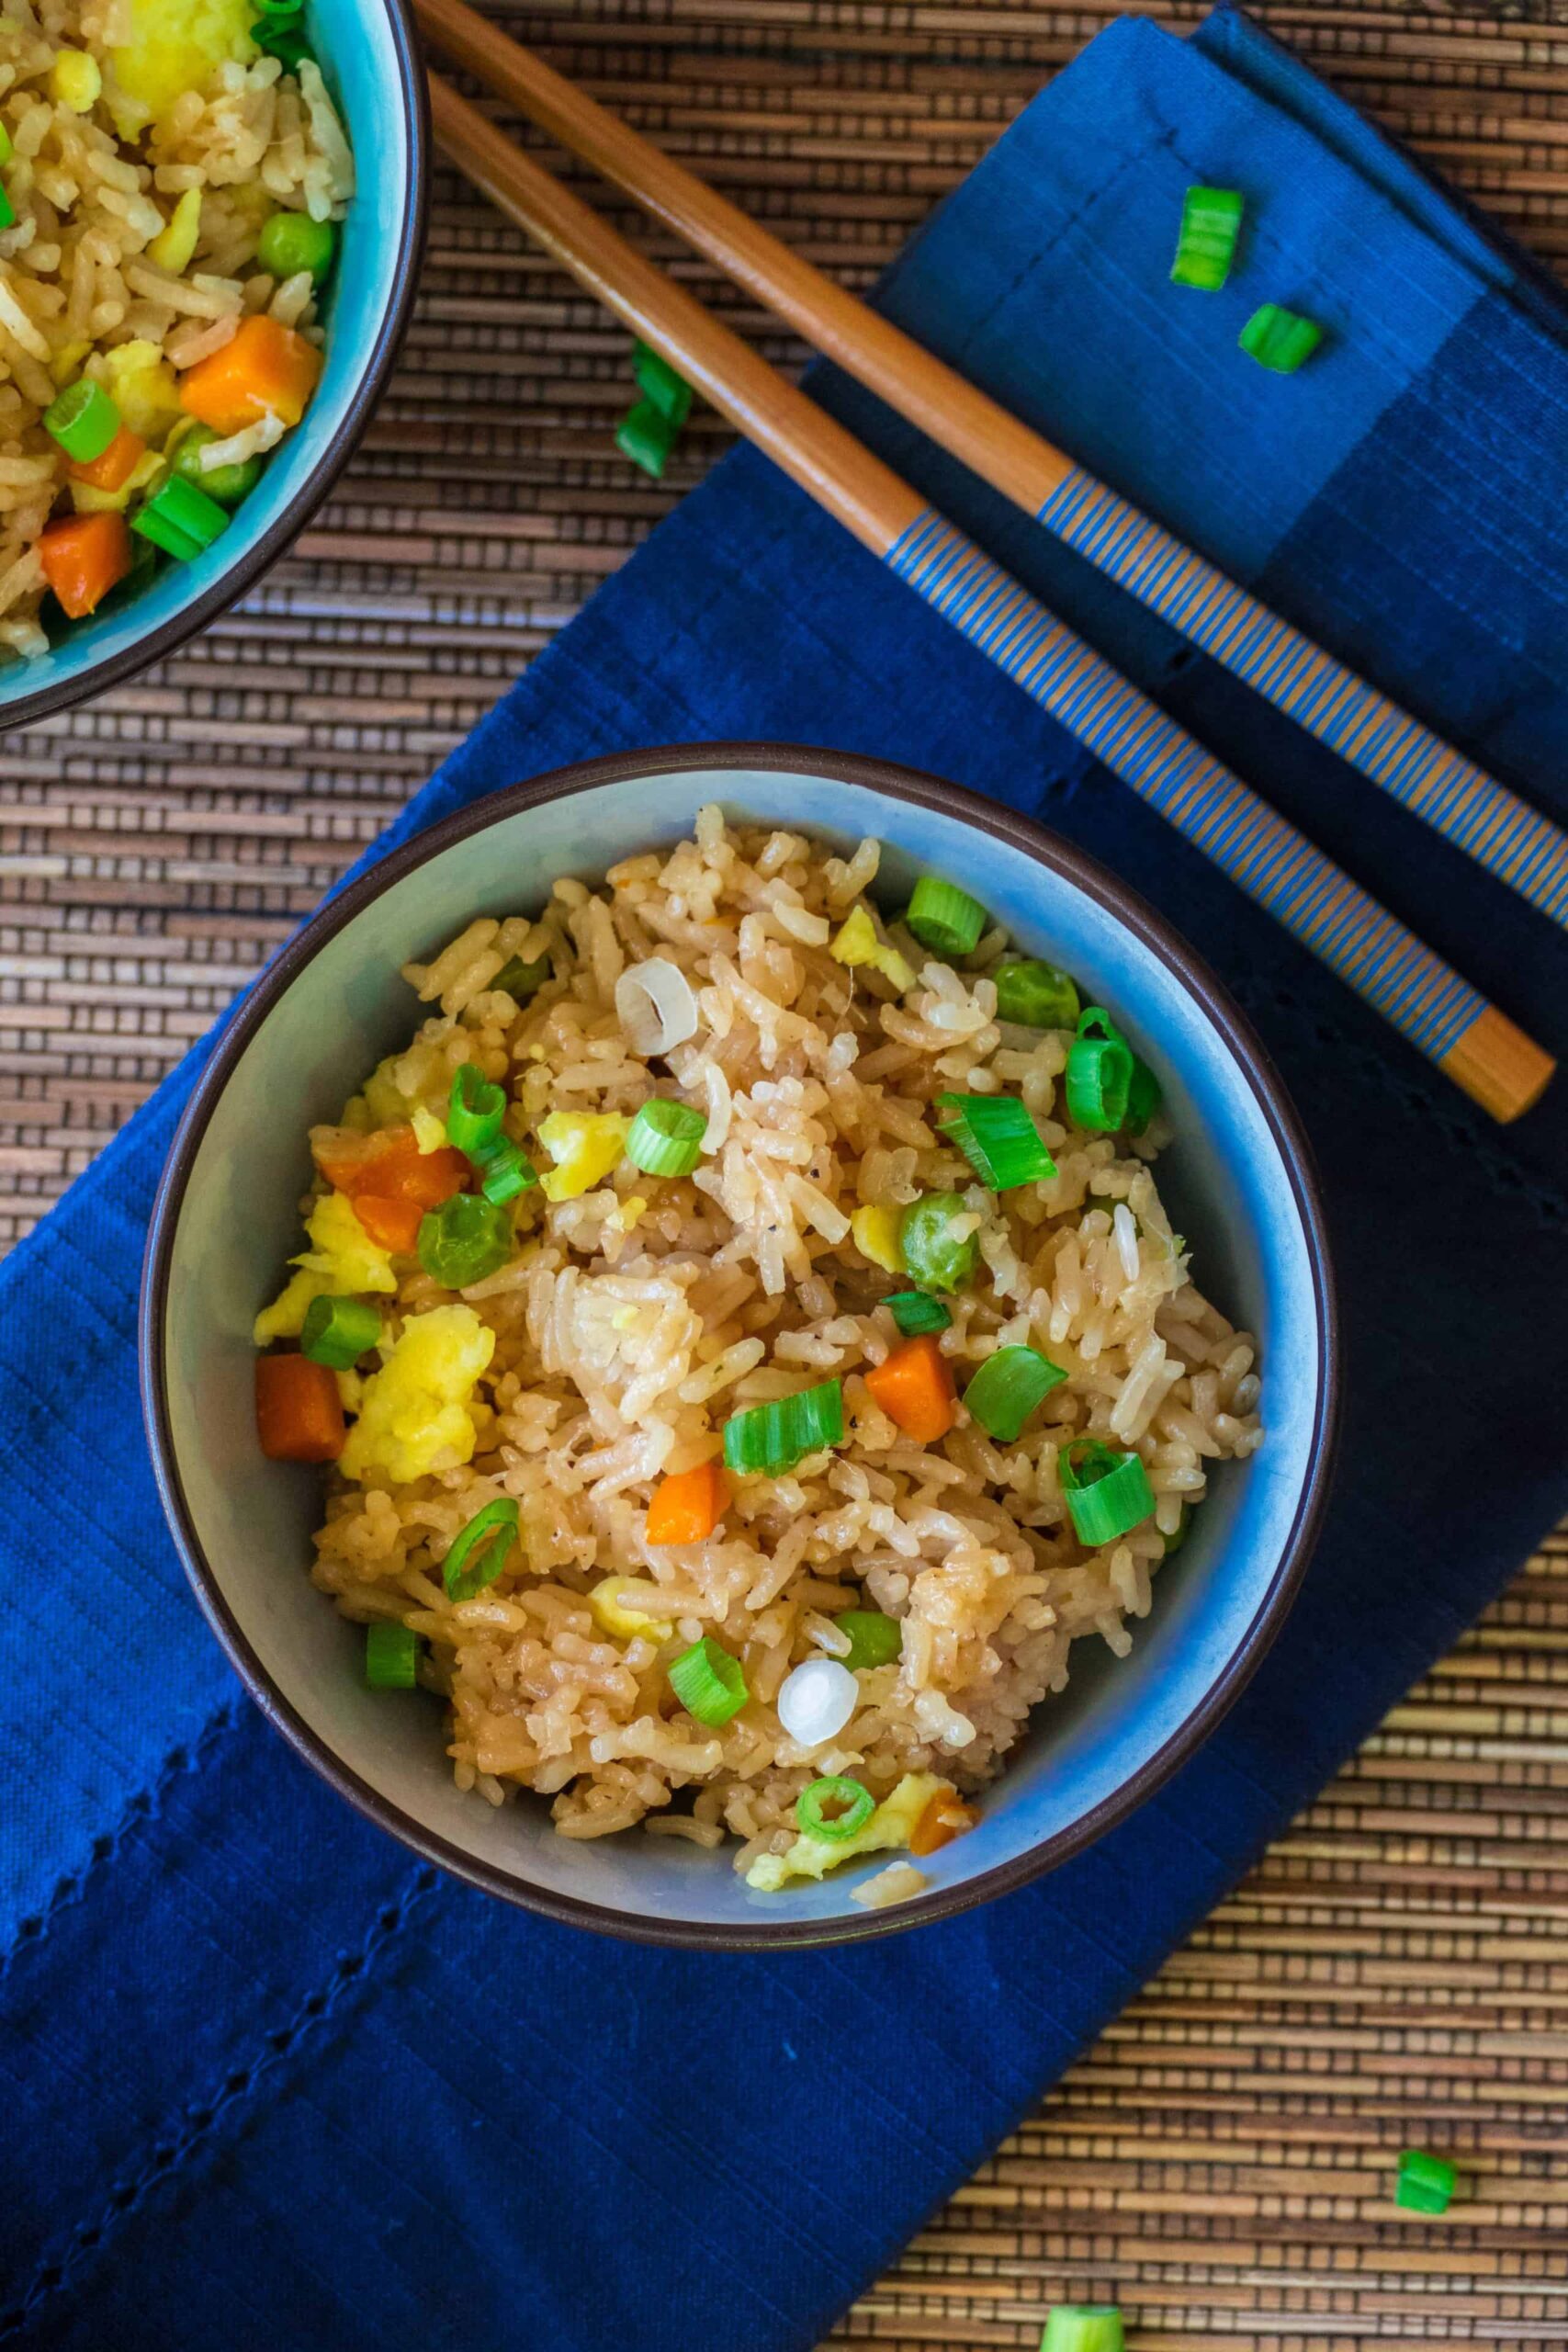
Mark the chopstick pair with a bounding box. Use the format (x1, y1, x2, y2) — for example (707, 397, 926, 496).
(413, 0, 1555, 1124)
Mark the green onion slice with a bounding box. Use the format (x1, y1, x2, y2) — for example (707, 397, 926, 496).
(253, 17, 312, 67)
(1065, 1013, 1134, 1131)
(626, 1097, 706, 1177)
(723, 1378, 843, 1476)
(1171, 185, 1244, 290)
(0, 182, 13, 232)
(475, 1136, 536, 1204)
(1395, 2148, 1456, 2213)
(633, 338, 693, 428)
(1040, 2307, 1125, 2352)
(1161, 1503, 1190, 1557)
(442, 1497, 521, 1601)
(964, 1346, 1066, 1442)
(937, 1092, 1055, 1191)
(299, 1293, 382, 1369)
(417, 1192, 513, 1288)
(616, 396, 678, 479)
(667, 1634, 748, 1726)
(796, 1775, 875, 1841)
(886, 1290, 951, 1337)
(0, 124, 13, 166)
(132, 473, 229, 560)
(1125, 1057, 1161, 1137)
(1240, 302, 1324, 374)
(899, 1193, 980, 1294)
(492, 952, 550, 1002)
(834, 1610, 903, 1672)
(904, 876, 987, 959)
(1060, 1439, 1156, 1546)
(44, 378, 121, 463)
(447, 1061, 506, 1157)
(993, 959, 1080, 1029)
(364, 1622, 420, 1689)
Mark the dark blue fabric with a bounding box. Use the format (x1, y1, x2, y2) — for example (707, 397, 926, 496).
(6, 13, 1568, 2346)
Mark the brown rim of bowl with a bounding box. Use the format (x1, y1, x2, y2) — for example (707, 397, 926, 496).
(0, 0, 429, 735)
(141, 741, 1340, 1951)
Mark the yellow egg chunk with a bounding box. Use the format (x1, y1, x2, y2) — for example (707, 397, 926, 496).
(851, 1204, 906, 1274)
(588, 1577, 673, 1644)
(107, 0, 256, 135)
(537, 1112, 630, 1204)
(829, 903, 916, 994)
(411, 1104, 449, 1155)
(252, 1192, 397, 1343)
(340, 1306, 496, 1486)
(51, 49, 102, 111)
(99, 341, 183, 442)
(146, 186, 203, 275)
(744, 1770, 945, 1892)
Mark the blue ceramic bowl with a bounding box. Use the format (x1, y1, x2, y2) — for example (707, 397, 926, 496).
(142, 746, 1337, 1947)
(0, 0, 426, 731)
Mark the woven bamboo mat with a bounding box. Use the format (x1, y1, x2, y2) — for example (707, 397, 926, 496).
(2, 1, 1563, 2341)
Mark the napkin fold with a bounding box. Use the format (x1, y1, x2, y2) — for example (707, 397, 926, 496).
(6, 15, 1568, 2350)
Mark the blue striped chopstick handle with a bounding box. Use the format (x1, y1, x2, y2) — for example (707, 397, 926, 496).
(1039, 469, 1568, 929)
(887, 508, 1485, 1066)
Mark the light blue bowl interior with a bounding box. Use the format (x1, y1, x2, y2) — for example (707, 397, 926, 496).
(0, 0, 412, 717)
(161, 763, 1326, 1935)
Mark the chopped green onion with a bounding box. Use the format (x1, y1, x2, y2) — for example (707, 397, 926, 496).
(993, 959, 1079, 1029)
(667, 1634, 748, 1725)
(1060, 1439, 1156, 1546)
(626, 1096, 706, 1177)
(365, 1622, 420, 1689)
(964, 1346, 1066, 1442)
(443, 1498, 521, 1600)
(256, 208, 336, 285)
(616, 396, 679, 479)
(1065, 1007, 1134, 1133)
(0, 124, 13, 165)
(1076, 1007, 1123, 1043)
(796, 1775, 875, 1841)
(1240, 302, 1324, 373)
(0, 181, 12, 232)
(132, 473, 229, 560)
(1125, 1057, 1160, 1137)
(1161, 1503, 1190, 1557)
(937, 1092, 1055, 1190)
(723, 1378, 844, 1476)
(1171, 185, 1244, 290)
(904, 875, 987, 959)
(253, 17, 313, 68)
(1396, 2149, 1457, 2214)
(834, 1610, 903, 1671)
(299, 1294, 382, 1369)
(886, 1290, 951, 1337)
(254, 0, 305, 17)
(633, 338, 693, 428)
(170, 423, 263, 506)
(1040, 2308, 1124, 2352)
(474, 1136, 536, 1204)
(899, 1193, 980, 1294)
(417, 1192, 513, 1288)
(492, 952, 550, 1002)
(43, 377, 121, 464)
(447, 1061, 506, 1156)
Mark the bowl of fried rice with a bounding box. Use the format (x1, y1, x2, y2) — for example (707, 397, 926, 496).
(142, 744, 1337, 1946)
(0, 0, 424, 729)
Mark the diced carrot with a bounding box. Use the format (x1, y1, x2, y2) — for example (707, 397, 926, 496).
(909, 1788, 978, 1857)
(68, 424, 146, 493)
(255, 1352, 345, 1462)
(646, 1458, 729, 1546)
(179, 313, 322, 435)
(316, 1125, 469, 1212)
(352, 1193, 424, 1254)
(37, 510, 132, 619)
(863, 1333, 956, 1445)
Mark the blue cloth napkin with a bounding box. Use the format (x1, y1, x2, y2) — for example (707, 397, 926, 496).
(6, 14, 1568, 2348)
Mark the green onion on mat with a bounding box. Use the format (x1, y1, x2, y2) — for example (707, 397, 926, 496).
(834, 1610, 903, 1672)
(964, 1345, 1066, 1442)
(626, 1097, 707, 1176)
(131, 474, 229, 560)
(1396, 2149, 1457, 2214)
(1171, 185, 1244, 289)
(1065, 1008, 1135, 1133)
(1240, 302, 1324, 373)
(1060, 1438, 1156, 1546)
(299, 1294, 382, 1369)
(886, 1290, 951, 1337)
(442, 1497, 521, 1601)
(364, 1622, 420, 1690)
(1040, 2308, 1124, 2352)
(937, 1092, 1055, 1190)
(633, 337, 694, 428)
(43, 378, 121, 463)
(904, 875, 987, 958)
(447, 1062, 506, 1156)
(994, 959, 1080, 1029)
(417, 1193, 513, 1288)
(474, 1136, 536, 1204)
(616, 395, 680, 479)
(491, 952, 550, 1001)
(257, 209, 336, 286)
(723, 1378, 844, 1476)
(899, 1193, 980, 1293)
(667, 1634, 749, 1725)
(795, 1776, 874, 1841)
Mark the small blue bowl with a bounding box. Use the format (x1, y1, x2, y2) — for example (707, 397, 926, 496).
(142, 745, 1338, 1947)
(0, 0, 426, 731)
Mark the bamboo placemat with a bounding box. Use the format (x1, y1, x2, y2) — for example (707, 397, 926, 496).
(2, 2, 1562, 2341)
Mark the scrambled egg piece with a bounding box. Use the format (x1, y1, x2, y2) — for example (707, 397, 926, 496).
(253, 1192, 398, 1344)
(588, 1577, 673, 1644)
(745, 1771, 946, 1893)
(411, 1104, 449, 1155)
(146, 187, 204, 275)
(537, 1113, 630, 1204)
(360, 1037, 450, 1127)
(99, 343, 184, 443)
(107, 0, 255, 136)
(829, 904, 916, 994)
(51, 49, 102, 111)
(851, 1204, 906, 1274)
(340, 1306, 495, 1486)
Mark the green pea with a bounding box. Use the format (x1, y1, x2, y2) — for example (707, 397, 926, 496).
(256, 208, 336, 285)
(898, 1192, 981, 1295)
(169, 424, 264, 507)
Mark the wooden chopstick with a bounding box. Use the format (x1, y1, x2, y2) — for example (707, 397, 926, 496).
(416, 0, 1568, 944)
(424, 71, 1552, 1124)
